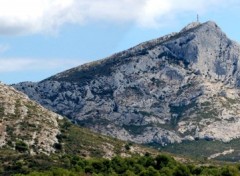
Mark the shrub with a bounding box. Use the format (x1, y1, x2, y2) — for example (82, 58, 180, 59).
(15, 141, 28, 152)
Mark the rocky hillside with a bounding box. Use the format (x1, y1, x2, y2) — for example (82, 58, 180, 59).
(14, 21, 240, 146)
(0, 83, 163, 175)
(0, 82, 156, 160)
(0, 82, 61, 154)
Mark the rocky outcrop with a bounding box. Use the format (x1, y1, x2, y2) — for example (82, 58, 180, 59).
(14, 21, 240, 146)
(0, 82, 62, 154)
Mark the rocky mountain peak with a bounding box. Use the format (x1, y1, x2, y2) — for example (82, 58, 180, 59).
(180, 21, 201, 32)
(180, 21, 222, 37)
(162, 20, 240, 86)
(14, 21, 240, 147)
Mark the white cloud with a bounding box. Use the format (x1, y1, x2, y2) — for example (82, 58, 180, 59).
(0, 58, 82, 72)
(0, 0, 239, 35)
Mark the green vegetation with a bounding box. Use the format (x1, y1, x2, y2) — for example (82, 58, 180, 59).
(12, 154, 240, 176)
(58, 119, 156, 158)
(138, 111, 153, 117)
(123, 124, 149, 136)
(196, 108, 218, 120)
(169, 101, 197, 127)
(0, 119, 153, 175)
(160, 139, 240, 162)
(2, 103, 240, 175)
(2, 114, 240, 176)
(0, 106, 4, 116)
(170, 101, 197, 117)
(2, 124, 240, 176)
(0, 118, 159, 175)
(15, 140, 29, 153)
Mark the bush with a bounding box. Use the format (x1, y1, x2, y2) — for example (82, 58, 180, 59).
(15, 141, 28, 152)
(53, 143, 62, 150)
(221, 166, 239, 176)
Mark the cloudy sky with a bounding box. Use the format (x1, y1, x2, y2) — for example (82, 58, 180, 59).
(0, 0, 240, 84)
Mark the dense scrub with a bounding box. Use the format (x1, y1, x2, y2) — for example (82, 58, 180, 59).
(13, 154, 240, 176)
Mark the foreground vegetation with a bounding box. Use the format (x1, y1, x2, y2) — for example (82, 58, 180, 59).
(0, 119, 157, 175)
(160, 139, 240, 162)
(12, 154, 240, 176)
(2, 118, 240, 175)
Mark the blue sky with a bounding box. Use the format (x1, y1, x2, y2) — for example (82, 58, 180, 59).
(0, 0, 240, 84)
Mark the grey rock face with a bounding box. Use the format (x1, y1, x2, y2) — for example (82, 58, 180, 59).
(14, 21, 240, 146)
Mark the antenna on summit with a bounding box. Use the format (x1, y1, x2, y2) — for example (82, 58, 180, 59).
(197, 14, 199, 22)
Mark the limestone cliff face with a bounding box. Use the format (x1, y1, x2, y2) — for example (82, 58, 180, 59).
(0, 82, 62, 154)
(14, 21, 240, 146)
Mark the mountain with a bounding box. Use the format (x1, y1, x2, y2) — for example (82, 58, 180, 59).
(13, 21, 240, 147)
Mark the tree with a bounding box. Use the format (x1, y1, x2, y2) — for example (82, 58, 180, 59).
(123, 170, 136, 176)
(140, 166, 160, 176)
(155, 154, 173, 169)
(111, 156, 128, 174)
(173, 165, 191, 176)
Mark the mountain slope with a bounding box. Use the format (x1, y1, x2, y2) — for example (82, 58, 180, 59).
(0, 82, 158, 156)
(0, 82, 61, 154)
(14, 21, 240, 146)
(0, 83, 164, 174)
(57, 118, 159, 159)
(0, 117, 162, 175)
